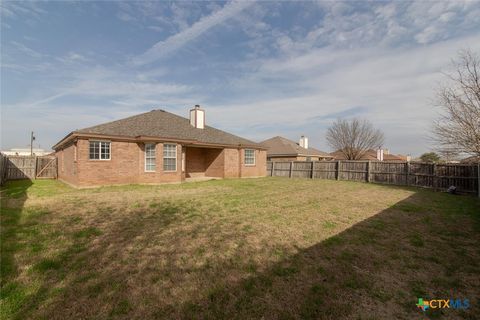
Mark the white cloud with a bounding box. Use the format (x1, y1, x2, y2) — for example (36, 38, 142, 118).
(0, 1, 47, 19)
(1, 84, 202, 150)
(1, 103, 146, 150)
(3, 1, 480, 156)
(67, 52, 89, 62)
(73, 79, 191, 98)
(133, 1, 255, 65)
(169, 2, 193, 31)
(415, 26, 439, 44)
(55, 52, 91, 64)
(5, 63, 193, 111)
(147, 25, 163, 32)
(205, 34, 480, 155)
(117, 11, 135, 22)
(10, 41, 47, 58)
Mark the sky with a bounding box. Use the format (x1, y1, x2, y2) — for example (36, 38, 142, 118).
(1, 1, 480, 156)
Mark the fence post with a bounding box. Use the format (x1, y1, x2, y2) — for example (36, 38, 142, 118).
(405, 161, 410, 186)
(289, 161, 294, 178)
(271, 162, 275, 177)
(0, 153, 6, 186)
(336, 160, 340, 180)
(311, 161, 314, 179)
(477, 163, 480, 198)
(34, 156, 38, 180)
(432, 163, 437, 190)
(366, 161, 371, 183)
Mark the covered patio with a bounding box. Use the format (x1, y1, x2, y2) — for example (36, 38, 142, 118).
(184, 146, 227, 180)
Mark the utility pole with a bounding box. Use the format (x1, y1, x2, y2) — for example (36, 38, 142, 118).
(30, 131, 35, 156)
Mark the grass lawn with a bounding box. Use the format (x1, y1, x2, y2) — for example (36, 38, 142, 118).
(1, 178, 479, 319)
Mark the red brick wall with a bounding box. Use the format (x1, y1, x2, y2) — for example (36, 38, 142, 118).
(185, 147, 206, 174)
(57, 142, 78, 186)
(239, 149, 266, 177)
(185, 147, 225, 178)
(137, 143, 183, 184)
(72, 139, 182, 187)
(223, 148, 240, 178)
(56, 138, 266, 187)
(184, 147, 266, 179)
(204, 148, 224, 178)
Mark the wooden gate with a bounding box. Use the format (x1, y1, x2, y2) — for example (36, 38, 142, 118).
(6, 156, 57, 180)
(36, 157, 57, 179)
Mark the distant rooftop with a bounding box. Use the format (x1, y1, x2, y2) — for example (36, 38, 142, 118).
(260, 136, 332, 157)
(2, 148, 52, 156)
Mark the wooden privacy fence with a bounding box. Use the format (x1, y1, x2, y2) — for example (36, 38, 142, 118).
(267, 161, 480, 196)
(5, 155, 57, 181)
(0, 153, 8, 186)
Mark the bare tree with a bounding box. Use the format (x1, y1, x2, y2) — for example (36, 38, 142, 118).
(326, 118, 385, 160)
(433, 49, 480, 156)
(438, 148, 459, 163)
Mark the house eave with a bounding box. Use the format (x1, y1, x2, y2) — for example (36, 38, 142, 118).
(53, 132, 267, 151)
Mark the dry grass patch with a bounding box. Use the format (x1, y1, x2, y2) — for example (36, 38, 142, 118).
(1, 178, 479, 319)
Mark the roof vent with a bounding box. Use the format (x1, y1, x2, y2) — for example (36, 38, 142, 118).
(189, 105, 205, 129)
(299, 135, 309, 149)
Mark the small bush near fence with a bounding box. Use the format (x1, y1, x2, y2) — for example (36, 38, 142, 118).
(267, 161, 480, 195)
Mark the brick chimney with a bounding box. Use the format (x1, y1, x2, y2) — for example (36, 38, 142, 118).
(189, 105, 205, 129)
(376, 148, 384, 161)
(299, 135, 309, 149)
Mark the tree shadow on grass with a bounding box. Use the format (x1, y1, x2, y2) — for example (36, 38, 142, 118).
(173, 191, 480, 320)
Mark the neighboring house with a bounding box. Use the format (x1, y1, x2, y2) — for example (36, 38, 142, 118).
(460, 155, 480, 164)
(260, 136, 333, 161)
(330, 149, 410, 162)
(2, 148, 52, 156)
(53, 106, 267, 187)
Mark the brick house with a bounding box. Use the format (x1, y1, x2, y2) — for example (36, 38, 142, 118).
(260, 136, 333, 162)
(53, 106, 266, 187)
(460, 155, 480, 164)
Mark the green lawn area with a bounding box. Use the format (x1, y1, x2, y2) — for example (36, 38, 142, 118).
(1, 178, 479, 319)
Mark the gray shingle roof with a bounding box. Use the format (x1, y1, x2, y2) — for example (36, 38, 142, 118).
(260, 136, 332, 157)
(330, 149, 407, 161)
(72, 109, 262, 148)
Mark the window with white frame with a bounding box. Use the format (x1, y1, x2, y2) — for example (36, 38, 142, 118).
(244, 149, 255, 165)
(145, 143, 156, 172)
(163, 143, 177, 171)
(89, 141, 110, 160)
